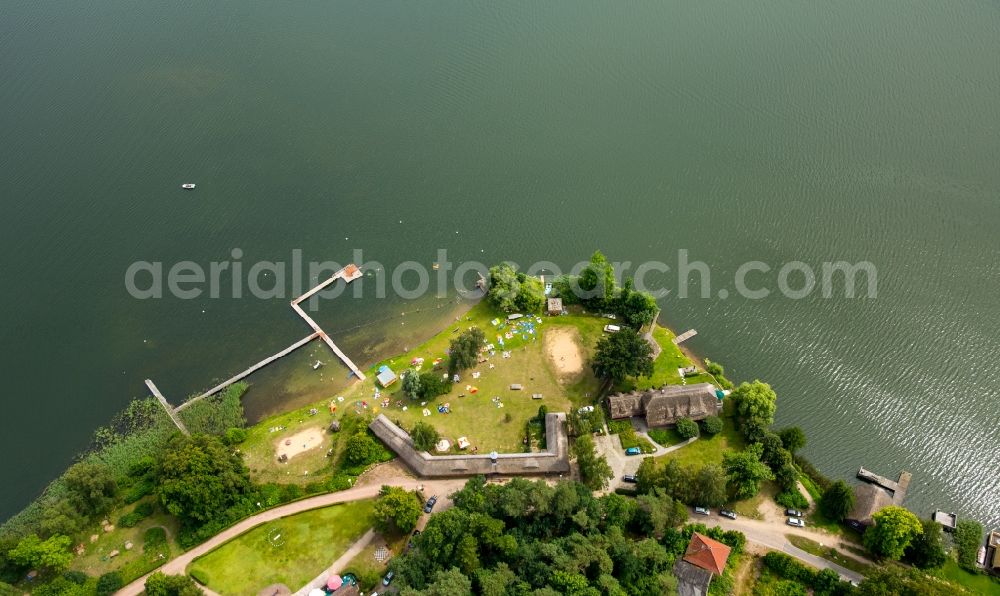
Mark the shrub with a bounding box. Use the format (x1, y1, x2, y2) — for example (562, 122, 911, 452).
(142, 527, 167, 551)
(792, 454, 832, 492)
(411, 422, 440, 452)
(223, 428, 247, 445)
(189, 569, 210, 586)
(775, 489, 809, 510)
(123, 478, 155, 504)
(96, 572, 123, 596)
(418, 372, 452, 399)
(954, 519, 984, 571)
(675, 418, 699, 439)
(701, 415, 723, 435)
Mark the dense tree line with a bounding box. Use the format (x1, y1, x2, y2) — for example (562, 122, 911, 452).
(549, 252, 659, 329)
(391, 476, 745, 595)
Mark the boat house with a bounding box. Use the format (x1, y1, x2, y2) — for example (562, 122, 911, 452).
(607, 382, 720, 428)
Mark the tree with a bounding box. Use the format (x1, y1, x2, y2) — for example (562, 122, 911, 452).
(579, 251, 617, 307)
(615, 279, 658, 329)
(731, 380, 777, 429)
(401, 567, 473, 596)
(759, 432, 785, 468)
(675, 418, 699, 440)
(591, 328, 653, 382)
(635, 489, 687, 537)
(514, 273, 546, 313)
(345, 432, 379, 465)
(701, 415, 723, 435)
(7, 534, 73, 573)
(864, 505, 923, 560)
(411, 421, 440, 452)
(777, 427, 806, 454)
(705, 360, 724, 377)
(144, 572, 202, 596)
(374, 486, 423, 534)
(402, 368, 423, 399)
(691, 465, 728, 508)
(573, 435, 613, 491)
(96, 572, 124, 596)
(418, 371, 452, 399)
(818, 480, 855, 522)
(487, 263, 521, 312)
(63, 461, 117, 516)
(157, 434, 251, 525)
(448, 327, 485, 375)
(905, 518, 947, 569)
(954, 519, 984, 571)
(723, 443, 775, 500)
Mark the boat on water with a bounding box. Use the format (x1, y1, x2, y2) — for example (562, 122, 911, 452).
(181, 183, 196, 190)
(313, 360, 324, 370)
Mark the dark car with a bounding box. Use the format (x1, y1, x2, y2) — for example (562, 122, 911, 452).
(424, 495, 439, 513)
(719, 509, 738, 520)
(382, 570, 394, 586)
(785, 508, 804, 517)
(622, 474, 638, 483)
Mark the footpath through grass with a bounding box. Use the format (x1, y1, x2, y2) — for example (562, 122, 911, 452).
(188, 500, 375, 595)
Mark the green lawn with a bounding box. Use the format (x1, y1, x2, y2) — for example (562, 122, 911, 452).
(355, 302, 605, 453)
(614, 326, 692, 391)
(188, 500, 375, 595)
(69, 500, 180, 583)
(930, 559, 1000, 595)
(656, 412, 744, 469)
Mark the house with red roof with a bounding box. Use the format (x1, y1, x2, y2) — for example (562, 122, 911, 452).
(673, 532, 732, 596)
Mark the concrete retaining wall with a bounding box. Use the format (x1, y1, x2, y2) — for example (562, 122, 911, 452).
(369, 412, 570, 477)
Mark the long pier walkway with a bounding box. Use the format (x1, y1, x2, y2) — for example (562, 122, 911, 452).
(176, 332, 321, 411)
(857, 467, 912, 505)
(673, 329, 698, 345)
(145, 263, 367, 421)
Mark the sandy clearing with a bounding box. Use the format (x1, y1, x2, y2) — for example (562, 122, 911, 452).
(544, 327, 584, 382)
(275, 426, 325, 460)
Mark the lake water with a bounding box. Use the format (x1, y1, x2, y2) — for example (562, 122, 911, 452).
(2, 0, 998, 525)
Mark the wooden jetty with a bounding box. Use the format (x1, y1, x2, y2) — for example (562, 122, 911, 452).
(176, 332, 321, 411)
(145, 379, 190, 435)
(289, 264, 366, 381)
(857, 467, 912, 505)
(673, 329, 698, 345)
(143, 263, 367, 422)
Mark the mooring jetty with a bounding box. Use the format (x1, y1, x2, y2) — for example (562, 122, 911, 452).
(148, 263, 367, 426)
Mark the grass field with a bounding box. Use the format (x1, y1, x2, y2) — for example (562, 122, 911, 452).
(656, 411, 744, 469)
(930, 559, 1000, 595)
(187, 500, 375, 595)
(69, 500, 179, 584)
(352, 302, 605, 453)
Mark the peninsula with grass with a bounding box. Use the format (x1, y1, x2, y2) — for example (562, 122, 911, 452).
(0, 252, 996, 596)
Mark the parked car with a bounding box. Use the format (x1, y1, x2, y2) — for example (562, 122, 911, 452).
(382, 571, 394, 586)
(578, 405, 595, 414)
(786, 517, 805, 527)
(694, 507, 711, 516)
(785, 509, 804, 517)
(625, 447, 641, 456)
(720, 509, 738, 520)
(424, 495, 438, 513)
(622, 474, 638, 483)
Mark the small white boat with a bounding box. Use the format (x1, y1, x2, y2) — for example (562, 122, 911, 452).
(181, 183, 196, 190)
(313, 360, 324, 370)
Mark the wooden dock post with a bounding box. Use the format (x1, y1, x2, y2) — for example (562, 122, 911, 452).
(145, 379, 190, 435)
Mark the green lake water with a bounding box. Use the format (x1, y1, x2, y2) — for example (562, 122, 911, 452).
(2, 0, 998, 525)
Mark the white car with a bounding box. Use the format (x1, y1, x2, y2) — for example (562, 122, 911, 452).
(578, 405, 595, 414)
(786, 517, 805, 527)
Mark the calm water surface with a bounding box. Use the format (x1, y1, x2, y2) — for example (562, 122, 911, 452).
(2, 1, 998, 524)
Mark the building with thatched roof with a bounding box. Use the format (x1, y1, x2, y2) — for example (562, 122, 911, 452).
(847, 483, 893, 527)
(607, 382, 720, 428)
(673, 532, 731, 596)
